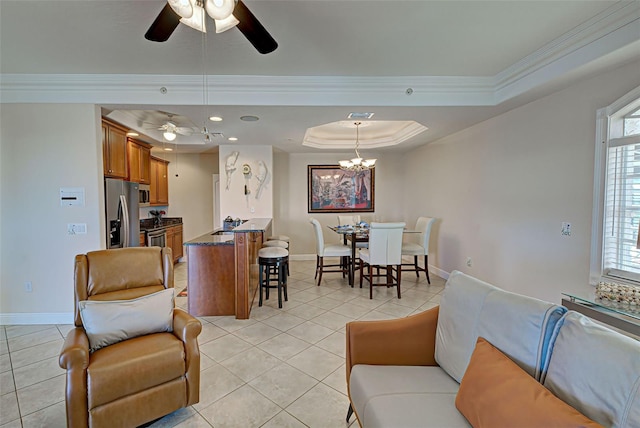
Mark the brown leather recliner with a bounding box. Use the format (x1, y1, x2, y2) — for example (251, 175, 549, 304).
(59, 247, 202, 428)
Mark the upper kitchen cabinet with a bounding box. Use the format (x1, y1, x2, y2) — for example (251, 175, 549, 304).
(102, 119, 128, 179)
(150, 156, 169, 206)
(127, 138, 152, 184)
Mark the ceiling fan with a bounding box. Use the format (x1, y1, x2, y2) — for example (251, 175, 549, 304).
(145, 0, 278, 54)
(157, 121, 196, 141)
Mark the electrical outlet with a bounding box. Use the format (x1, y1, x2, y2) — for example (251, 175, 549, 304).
(466, 257, 473, 267)
(561, 222, 572, 237)
(25, 281, 32, 293)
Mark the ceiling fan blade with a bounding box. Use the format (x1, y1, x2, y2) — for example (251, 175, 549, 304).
(145, 3, 181, 42)
(233, 0, 278, 54)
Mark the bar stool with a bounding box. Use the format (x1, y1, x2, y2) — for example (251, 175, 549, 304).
(268, 235, 290, 244)
(263, 239, 288, 249)
(263, 239, 290, 276)
(258, 247, 289, 308)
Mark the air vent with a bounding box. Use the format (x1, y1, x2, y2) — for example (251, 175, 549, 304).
(348, 112, 375, 119)
(210, 132, 224, 138)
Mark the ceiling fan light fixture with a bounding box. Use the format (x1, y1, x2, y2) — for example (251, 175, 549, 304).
(214, 14, 240, 33)
(205, 0, 235, 20)
(163, 130, 177, 141)
(180, 3, 206, 32)
(168, 0, 193, 18)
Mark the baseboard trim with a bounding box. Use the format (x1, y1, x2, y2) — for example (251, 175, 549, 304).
(0, 312, 74, 325)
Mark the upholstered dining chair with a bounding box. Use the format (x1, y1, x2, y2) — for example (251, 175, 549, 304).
(310, 217, 352, 285)
(59, 247, 202, 428)
(337, 215, 361, 227)
(359, 222, 406, 299)
(401, 217, 436, 283)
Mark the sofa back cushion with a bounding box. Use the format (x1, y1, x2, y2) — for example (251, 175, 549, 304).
(543, 311, 640, 428)
(435, 270, 566, 382)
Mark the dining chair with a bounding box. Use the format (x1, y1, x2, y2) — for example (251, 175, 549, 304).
(401, 217, 436, 283)
(310, 217, 352, 285)
(338, 215, 361, 227)
(359, 222, 405, 299)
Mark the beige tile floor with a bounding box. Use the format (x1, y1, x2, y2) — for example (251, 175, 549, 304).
(0, 259, 445, 428)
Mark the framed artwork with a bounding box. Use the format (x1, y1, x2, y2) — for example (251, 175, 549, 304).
(307, 165, 375, 213)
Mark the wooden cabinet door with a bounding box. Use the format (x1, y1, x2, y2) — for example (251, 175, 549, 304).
(105, 125, 127, 178)
(128, 141, 141, 182)
(150, 156, 169, 205)
(157, 160, 169, 205)
(140, 146, 151, 184)
(150, 158, 158, 204)
(173, 225, 183, 261)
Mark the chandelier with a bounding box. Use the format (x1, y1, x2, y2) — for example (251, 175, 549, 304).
(339, 122, 376, 172)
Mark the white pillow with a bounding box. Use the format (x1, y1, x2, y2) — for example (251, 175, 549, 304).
(79, 288, 174, 352)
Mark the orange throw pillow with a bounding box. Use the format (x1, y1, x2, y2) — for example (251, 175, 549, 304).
(455, 337, 603, 428)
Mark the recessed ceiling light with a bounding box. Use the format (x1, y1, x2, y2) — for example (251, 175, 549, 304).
(163, 147, 173, 151)
(348, 112, 375, 119)
(209, 116, 223, 122)
(126, 131, 139, 137)
(228, 137, 238, 141)
(240, 115, 259, 122)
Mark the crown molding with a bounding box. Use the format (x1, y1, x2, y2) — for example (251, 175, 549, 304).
(1, 2, 638, 107)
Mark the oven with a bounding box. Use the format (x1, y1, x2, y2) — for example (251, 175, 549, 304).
(146, 228, 167, 248)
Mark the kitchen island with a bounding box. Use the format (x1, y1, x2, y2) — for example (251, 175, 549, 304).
(184, 218, 272, 319)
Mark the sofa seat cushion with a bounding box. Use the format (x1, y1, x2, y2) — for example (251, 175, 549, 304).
(456, 337, 603, 427)
(543, 311, 640, 428)
(350, 365, 470, 427)
(88, 332, 186, 409)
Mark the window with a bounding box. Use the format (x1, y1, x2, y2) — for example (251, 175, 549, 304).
(592, 87, 640, 285)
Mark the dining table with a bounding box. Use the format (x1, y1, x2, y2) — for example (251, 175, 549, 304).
(328, 225, 420, 287)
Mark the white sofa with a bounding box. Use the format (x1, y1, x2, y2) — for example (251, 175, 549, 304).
(346, 270, 640, 427)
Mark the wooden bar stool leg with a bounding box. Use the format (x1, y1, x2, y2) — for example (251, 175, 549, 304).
(259, 263, 264, 306)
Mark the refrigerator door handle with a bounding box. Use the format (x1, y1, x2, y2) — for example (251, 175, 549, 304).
(120, 194, 130, 247)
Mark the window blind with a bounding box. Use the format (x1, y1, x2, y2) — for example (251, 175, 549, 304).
(603, 134, 640, 283)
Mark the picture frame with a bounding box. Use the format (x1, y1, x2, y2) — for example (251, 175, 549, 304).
(307, 165, 375, 213)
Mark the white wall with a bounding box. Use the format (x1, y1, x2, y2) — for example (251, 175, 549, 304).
(143, 153, 218, 241)
(273, 151, 406, 257)
(403, 59, 640, 303)
(1, 104, 104, 324)
(219, 145, 273, 223)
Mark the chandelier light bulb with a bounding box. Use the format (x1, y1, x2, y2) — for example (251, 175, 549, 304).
(339, 121, 376, 172)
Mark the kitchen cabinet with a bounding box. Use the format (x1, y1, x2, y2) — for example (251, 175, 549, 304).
(166, 224, 183, 263)
(127, 138, 152, 184)
(102, 120, 128, 179)
(150, 156, 169, 205)
(139, 232, 146, 247)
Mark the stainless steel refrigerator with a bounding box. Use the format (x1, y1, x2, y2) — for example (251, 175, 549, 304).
(105, 178, 140, 248)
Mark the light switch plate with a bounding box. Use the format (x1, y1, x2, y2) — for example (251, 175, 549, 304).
(68, 223, 87, 235)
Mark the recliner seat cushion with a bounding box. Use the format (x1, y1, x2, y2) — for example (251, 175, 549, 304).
(349, 365, 470, 428)
(543, 311, 640, 428)
(88, 332, 186, 409)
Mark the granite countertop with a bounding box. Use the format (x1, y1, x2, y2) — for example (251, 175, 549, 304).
(140, 217, 183, 231)
(231, 218, 272, 232)
(184, 230, 235, 246)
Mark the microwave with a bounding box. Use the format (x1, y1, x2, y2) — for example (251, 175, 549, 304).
(139, 184, 150, 207)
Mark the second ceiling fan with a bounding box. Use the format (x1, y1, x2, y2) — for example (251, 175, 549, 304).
(145, 0, 277, 54)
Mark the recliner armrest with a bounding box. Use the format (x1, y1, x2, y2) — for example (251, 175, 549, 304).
(172, 308, 202, 343)
(59, 327, 90, 370)
(346, 306, 439, 383)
